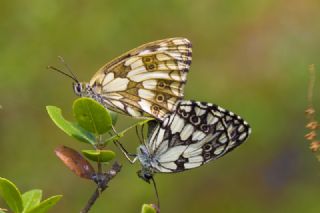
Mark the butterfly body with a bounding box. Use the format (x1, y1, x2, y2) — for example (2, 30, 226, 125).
(136, 100, 251, 182)
(73, 82, 101, 101)
(73, 81, 138, 116)
(73, 38, 192, 120)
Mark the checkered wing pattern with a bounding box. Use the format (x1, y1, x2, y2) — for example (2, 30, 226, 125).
(146, 100, 251, 173)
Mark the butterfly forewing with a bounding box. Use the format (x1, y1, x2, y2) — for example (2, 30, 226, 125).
(146, 100, 251, 173)
(89, 38, 192, 120)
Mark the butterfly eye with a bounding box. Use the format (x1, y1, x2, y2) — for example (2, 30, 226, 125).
(200, 124, 210, 133)
(137, 170, 152, 183)
(73, 83, 83, 96)
(144, 173, 152, 180)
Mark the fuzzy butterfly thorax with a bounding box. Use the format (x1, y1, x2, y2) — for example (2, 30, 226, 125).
(73, 82, 106, 107)
(136, 145, 156, 183)
(72, 38, 193, 120)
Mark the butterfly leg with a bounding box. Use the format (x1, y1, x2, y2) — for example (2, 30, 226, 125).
(110, 126, 137, 163)
(113, 140, 137, 164)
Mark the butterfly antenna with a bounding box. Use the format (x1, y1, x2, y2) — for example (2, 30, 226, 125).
(58, 56, 79, 82)
(151, 176, 160, 210)
(47, 65, 78, 82)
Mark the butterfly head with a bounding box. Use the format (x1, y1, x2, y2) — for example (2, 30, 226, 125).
(137, 169, 153, 183)
(73, 82, 84, 96)
(73, 82, 91, 97)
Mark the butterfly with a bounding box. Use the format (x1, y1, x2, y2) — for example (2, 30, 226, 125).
(50, 38, 192, 120)
(135, 100, 251, 182)
(112, 100, 250, 207)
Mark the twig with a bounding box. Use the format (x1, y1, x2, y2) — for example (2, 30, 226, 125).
(80, 162, 122, 213)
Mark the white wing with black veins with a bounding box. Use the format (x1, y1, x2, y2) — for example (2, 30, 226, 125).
(146, 100, 251, 173)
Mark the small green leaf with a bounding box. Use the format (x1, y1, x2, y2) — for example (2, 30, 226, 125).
(141, 204, 157, 213)
(82, 150, 116, 162)
(22, 190, 42, 212)
(73, 98, 112, 135)
(0, 177, 23, 213)
(26, 195, 62, 213)
(46, 106, 96, 145)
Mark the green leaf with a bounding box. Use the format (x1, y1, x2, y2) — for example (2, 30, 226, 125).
(73, 98, 112, 135)
(0, 177, 23, 213)
(141, 204, 157, 213)
(22, 190, 42, 212)
(82, 150, 116, 162)
(46, 106, 96, 145)
(26, 195, 62, 213)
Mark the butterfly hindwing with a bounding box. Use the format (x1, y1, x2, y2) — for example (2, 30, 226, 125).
(146, 100, 251, 173)
(89, 38, 192, 120)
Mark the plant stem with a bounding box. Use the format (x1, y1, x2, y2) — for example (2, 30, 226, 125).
(96, 135, 102, 177)
(97, 162, 102, 174)
(80, 162, 122, 213)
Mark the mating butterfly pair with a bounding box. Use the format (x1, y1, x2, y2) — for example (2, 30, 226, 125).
(68, 38, 251, 182)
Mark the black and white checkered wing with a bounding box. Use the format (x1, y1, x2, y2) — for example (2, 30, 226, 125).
(146, 100, 251, 173)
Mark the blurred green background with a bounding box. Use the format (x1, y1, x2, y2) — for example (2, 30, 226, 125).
(1, 0, 320, 212)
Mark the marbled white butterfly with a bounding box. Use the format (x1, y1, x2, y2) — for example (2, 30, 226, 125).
(51, 38, 192, 120)
(135, 100, 251, 182)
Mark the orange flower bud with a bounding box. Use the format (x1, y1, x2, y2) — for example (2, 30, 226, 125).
(305, 131, 317, 140)
(305, 107, 315, 116)
(306, 121, 319, 130)
(310, 141, 320, 152)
